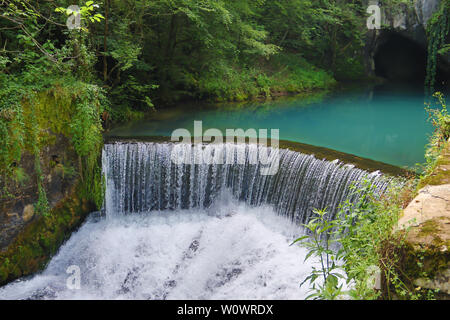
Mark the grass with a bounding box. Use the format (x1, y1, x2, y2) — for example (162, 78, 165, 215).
(194, 53, 336, 102)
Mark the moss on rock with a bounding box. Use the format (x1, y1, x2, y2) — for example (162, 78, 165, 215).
(0, 80, 106, 286)
(0, 182, 96, 286)
(418, 142, 450, 188)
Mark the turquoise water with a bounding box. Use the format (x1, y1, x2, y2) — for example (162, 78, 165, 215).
(107, 84, 440, 168)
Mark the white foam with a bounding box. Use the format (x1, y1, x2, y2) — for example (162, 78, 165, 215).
(0, 200, 322, 300)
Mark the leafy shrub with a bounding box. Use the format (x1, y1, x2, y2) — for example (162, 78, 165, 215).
(293, 179, 417, 300)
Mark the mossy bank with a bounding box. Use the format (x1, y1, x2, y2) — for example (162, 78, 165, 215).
(394, 140, 450, 299)
(0, 78, 106, 286)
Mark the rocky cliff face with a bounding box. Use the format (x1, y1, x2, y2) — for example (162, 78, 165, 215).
(0, 134, 78, 250)
(379, 0, 441, 35)
(415, 0, 442, 27)
(0, 85, 103, 285)
(396, 140, 450, 298)
(364, 0, 449, 80)
(0, 129, 98, 285)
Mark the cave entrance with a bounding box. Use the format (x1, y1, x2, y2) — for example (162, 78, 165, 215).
(374, 32, 427, 84)
(374, 31, 450, 90)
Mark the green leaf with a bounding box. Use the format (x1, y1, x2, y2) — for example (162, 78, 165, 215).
(305, 292, 321, 300)
(304, 250, 315, 262)
(290, 235, 309, 245)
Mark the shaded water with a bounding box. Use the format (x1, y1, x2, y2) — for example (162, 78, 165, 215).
(108, 84, 436, 168)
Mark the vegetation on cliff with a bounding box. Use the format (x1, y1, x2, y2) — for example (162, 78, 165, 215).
(425, 0, 450, 93)
(0, 1, 107, 283)
(1, 1, 107, 208)
(1, 0, 374, 124)
(0, 75, 106, 284)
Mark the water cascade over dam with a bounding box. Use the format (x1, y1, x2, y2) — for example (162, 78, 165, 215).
(0, 141, 393, 299)
(103, 142, 391, 222)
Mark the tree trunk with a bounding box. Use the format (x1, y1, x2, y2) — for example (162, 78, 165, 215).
(160, 13, 179, 102)
(330, 25, 338, 74)
(103, 0, 109, 82)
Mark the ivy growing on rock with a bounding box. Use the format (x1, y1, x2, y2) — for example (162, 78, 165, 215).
(425, 0, 450, 94)
(0, 75, 107, 213)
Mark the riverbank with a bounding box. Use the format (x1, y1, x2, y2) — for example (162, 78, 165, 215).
(396, 140, 450, 298)
(109, 53, 339, 124)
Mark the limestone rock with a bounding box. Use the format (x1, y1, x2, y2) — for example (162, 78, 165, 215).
(397, 181, 450, 298)
(415, 268, 450, 294)
(415, 0, 441, 27)
(398, 184, 450, 233)
(22, 204, 35, 223)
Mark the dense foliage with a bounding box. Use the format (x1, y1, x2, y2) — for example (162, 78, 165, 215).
(1, 1, 372, 115)
(0, 1, 107, 208)
(1, 0, 449, 296)
(425, 0, 450, 94)
(0, 0, 375, 204)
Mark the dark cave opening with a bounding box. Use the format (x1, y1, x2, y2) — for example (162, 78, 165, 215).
(374, 32, 450, 89)
(374, 32, 427, 83)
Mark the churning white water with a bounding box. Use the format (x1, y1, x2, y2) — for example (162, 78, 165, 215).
(0, 195, 321, 300)
(0, 142, 388, 300)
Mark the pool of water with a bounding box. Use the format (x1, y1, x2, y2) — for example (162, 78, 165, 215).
(107, 84, 441, 168)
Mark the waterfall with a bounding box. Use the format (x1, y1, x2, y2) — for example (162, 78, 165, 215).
(0, 141, 394, 299)
(102, 142, 391, 223)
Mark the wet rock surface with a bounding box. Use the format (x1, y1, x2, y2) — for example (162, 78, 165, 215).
(0, 133, 77, 250)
